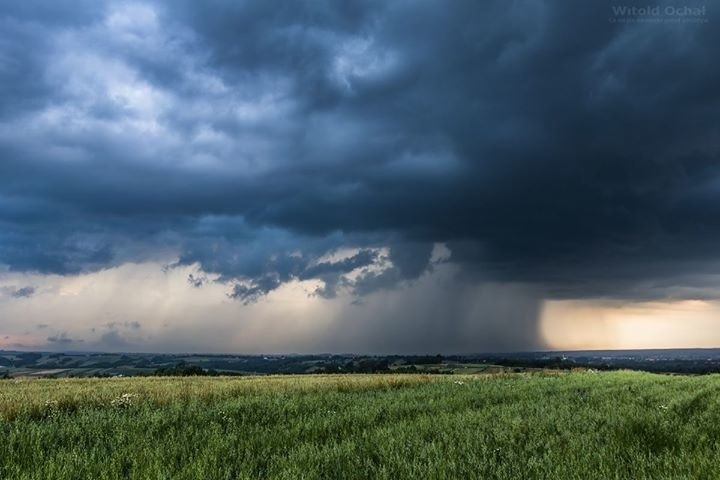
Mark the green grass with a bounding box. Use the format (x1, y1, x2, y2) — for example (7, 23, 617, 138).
(2, 371, 720, 479)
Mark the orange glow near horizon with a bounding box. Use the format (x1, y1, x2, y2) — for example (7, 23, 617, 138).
(540, 299, 720, 350)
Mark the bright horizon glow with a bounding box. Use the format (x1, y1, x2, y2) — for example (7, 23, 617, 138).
(541, 299, 720, 351)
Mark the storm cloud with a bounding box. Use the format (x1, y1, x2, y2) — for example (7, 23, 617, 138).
(0, 0, 718, 352)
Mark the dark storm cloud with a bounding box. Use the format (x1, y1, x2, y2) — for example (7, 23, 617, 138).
(0, 0, 718, 303)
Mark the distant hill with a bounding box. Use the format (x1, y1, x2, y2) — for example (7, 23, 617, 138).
(4, 348, 720, 378)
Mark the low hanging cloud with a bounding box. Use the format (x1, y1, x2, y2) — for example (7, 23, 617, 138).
(103, 321, 142, 330)
(12, 286, 36, 298)
(47, 333, 81, 345)
(98, 330, 133, 350)
(187, 273, 207, 288)
(226, 248, 377, 303)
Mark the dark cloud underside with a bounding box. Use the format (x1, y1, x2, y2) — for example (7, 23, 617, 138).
(0, 0, 718, 302)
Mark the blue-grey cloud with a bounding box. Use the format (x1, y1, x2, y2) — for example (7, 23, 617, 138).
(103, 321, 142, 330)
(187, 273, 207, 288)
(1, 286, 37, 298)
(0, 0, 717, 306)
(12, 286, 36, 298)
(98, 330, 132, 349)
(47, 333, 80, 345)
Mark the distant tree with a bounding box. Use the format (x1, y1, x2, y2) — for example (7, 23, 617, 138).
(394, 365, 419, 373)
(411, 354, 444, 365)
(153, 362, 223, 377)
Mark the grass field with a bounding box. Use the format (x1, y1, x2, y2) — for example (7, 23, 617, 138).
(2, 371, 720, 479)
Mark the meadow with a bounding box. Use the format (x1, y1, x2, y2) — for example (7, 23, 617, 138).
(2, 371, 720, 479)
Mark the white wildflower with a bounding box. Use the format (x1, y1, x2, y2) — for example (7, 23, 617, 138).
(43, 400, 60, 417)
(111, 393, 138, 408)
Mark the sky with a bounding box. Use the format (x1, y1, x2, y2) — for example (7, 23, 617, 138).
(0, 0, 718, 354)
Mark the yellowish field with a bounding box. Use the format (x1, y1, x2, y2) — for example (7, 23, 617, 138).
(0, 374, 436, 421)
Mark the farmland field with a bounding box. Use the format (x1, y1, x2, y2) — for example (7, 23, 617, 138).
(2, 371, 720, 479)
